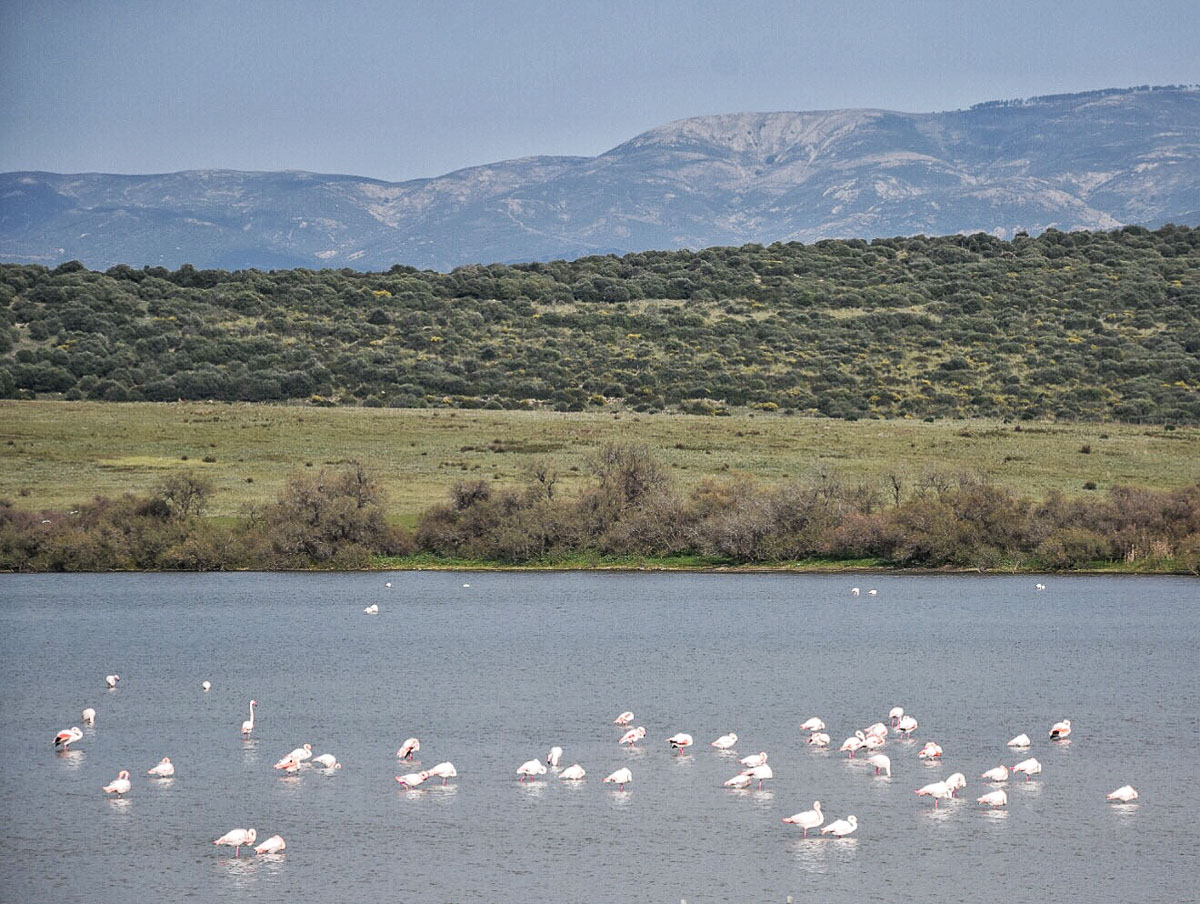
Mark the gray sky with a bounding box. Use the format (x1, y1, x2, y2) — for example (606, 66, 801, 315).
(2, 0, 1196, 182)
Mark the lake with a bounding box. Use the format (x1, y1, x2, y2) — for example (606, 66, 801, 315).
(1, 572, 1196, 903)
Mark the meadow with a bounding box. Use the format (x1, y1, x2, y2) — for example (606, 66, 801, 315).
(2, 401, 1196, 526)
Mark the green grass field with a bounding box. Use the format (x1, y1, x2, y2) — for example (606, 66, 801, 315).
(2, 401, 1197, 526)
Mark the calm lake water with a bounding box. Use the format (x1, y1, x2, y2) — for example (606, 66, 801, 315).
(1, 572, 1196, 903)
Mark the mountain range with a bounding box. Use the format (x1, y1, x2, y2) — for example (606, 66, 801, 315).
(2, 86, 1198, 272)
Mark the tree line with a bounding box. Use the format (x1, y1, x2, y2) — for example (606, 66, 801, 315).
(2, 448, 1196, 573)
(1, 224, 1197, 423)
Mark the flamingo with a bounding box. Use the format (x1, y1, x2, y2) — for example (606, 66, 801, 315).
(276, 757, 301, 775)
(613, 711, 634, 725)
(864, 722, 888, 739)
(916, 779, 952, 808)
(945, 772, 966, 796)
(363, 604, 378, 615)
(54, 727, 83, 750)
(397, 738, 420, 760)
(517, 759, 547, 781)
(1107, 785, 1138, 802)
(603, 767, 633, 790)
(547, 746, 563, 768)
(866, 754, 891, 777)
(740, 764, 774, 789)
(313, 754, 341, 769)
(667, 733, 694, 754)
(851, 587, 860, 596)
(863, 734, 885, 751)
(559, 764, 586, 781)
(711, 733, 738, 749)
(395, 770, 429, 789)
(783, 801, 824, 837)
(800, 717, 825, 732)
(981, 765, 1010, 782)
(1050, 719, 1072, 740)
(889, 706, 905, 725)
(201, 680, 211, 692)
(81, 708, 95, 726)
(896, 715, 918, 735)
(102, 770, 131, 797)
(618, 726, 646, 746)
(1007, 733, 1031, 748)
(254, 834, 286, 854)
(274, 748, 309, 770)
(214, 828, 256, 856)
(918, 741, 943, 759)
(839, 733, 866, 757)
(739, 751, 768, 768)
(807, 732, 831, 748)
(241, 700, 257, 735)
(426, 762, 457, 784)
(284, 743, 312, 764)
(105, 674, 120, 689)
(820, 815, 858, 837)
(147, 757, 174, 777)
(978, 789, 1008, 808)
(723, 774, 753, 789)
(1035, 583, 1046, 591)
(1012, 757, 1042, 780)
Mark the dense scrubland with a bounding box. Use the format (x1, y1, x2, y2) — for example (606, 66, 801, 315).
(2, 225, 1198, 422)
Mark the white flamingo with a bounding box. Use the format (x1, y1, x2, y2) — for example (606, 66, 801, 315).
(201, 680, 211, 692)
(147, 757, 174, 777)
(889, 706, 904, 725)
(851, 587, 860, 596)
(105, 674, 120, 689)
(866, 754, 891, 777)
(896, 715, 919, 735)
(241, 700, 257, 735)
(864, 722, 888, 739)
(863, 734, 885, 751)
(1007, 733, 1032, 748)
(945, 772, 966, 796)
(711, 733, 738, 749)
(820, 815, 858, 837)
(1107, 785, 1138, 802)
(254, 834, 286, 854)
(517, 759, 547, 781)
(918, 741, 943, 759)
(81, 708, 95, 726)
(285, 743, 313, 763)
(102, 770, 131, 797)
(723, 774, 753, 789)
(800, 717, 825, 732)
(839, 733, 866, 757)
(981, 765, 1010, 782)
(1050, 719, 1072, 740)
(54, 727, 83, 750)
(547, 747, 563, 768)
(740, 764, 774, 789)
(363, 604, 379, 615)
(613, 711, 634, 725)
(807, 732, 831, 748)
(559, 764, 586, 781)
(619, 726, 646, 746)
(426, 762, 457, 784)
(395, 770, 429, 789)
(978, 789, 1008, 807)
(603, 767, 633, 790)
(739, 751, 768, 768)
(783, 801, 824, 837)
(313, 753, 341, 769)
(397, 738, 420, 760)
(667, 733, 694, 754)
(916, 779, 952, 808)
(214, 828, 256, 856)
(1012, 757, 1042, 780)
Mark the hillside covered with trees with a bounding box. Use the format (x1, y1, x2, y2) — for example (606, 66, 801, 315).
(1, 225, 1198, 423)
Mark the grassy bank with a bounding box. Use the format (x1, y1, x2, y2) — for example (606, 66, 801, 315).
(2, 401, 1197, 524)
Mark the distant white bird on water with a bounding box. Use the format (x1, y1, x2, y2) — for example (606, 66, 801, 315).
(918, 741, 943, 759)
(739, 751, 768, 768)
(559, 764, 586, 781)
(1050, 719, 1072, 740)
(363, 604, 379, 615)
(603, 767, 633, 790)
(426, 762, 457, 784)
(889, 706, 905, 725)
(711, 732, 738, 749)
(201, 680, 211, 692)
(723, 773, 753, 790)
(851, 587, 860, 596)
(1007, 733, 1032, 748)
(313, 753, 341, 770)
(397, 738, 420, 760)
(214, 828, 256, 856)
(740, 764, 773, 789)
(820, 815, 857, 837)
(105, 674, 120, 689)
(978, 789, 1008, 808)
(102, 770, 131, 797)
(254, 834, 286, 854)
(867, 589, 878, 596)
(395, 770, 429, 789)
(547, 746, 563, 768)
(896, 715, 918, 735)
(807, 732, 831, 748)
(866, 754, 891, 777)
(916, 779, 952, 808)
(1035, 582, 1046, 590)
(147, 757, 174, 777)
(81, 708, 95, 726)
(981, 765, 1010, 783)
(54, 727, 83, 750)
(944, 772, 966, 796)
(1107, 785, 1138, 802)
(783, 801, 824, 837)
(839, 733, 866, 757)
(241, 700, 257, 735)
(618, 726, 646, 746)
(613, 711, 634, 725)
(667, 733, 694, 754)
(517, 759, 547, 781)
(1012, 757, 1042, 780)
(799, 717, 825, 732)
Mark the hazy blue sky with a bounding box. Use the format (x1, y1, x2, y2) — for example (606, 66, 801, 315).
(2, 0, 1196, 182)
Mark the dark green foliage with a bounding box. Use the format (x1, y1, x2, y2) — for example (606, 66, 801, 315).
(1, 225, 1199, 421)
